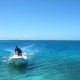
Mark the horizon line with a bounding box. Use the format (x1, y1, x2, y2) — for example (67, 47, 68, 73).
(0, 39, 80, 41)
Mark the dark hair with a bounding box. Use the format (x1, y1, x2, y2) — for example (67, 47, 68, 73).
(16, 45, 18, 48)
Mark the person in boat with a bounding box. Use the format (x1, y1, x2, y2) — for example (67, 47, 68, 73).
(15, 46, 22, 56)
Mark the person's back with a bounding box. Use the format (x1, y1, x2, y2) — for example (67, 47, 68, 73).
(15, 46, 22, 56)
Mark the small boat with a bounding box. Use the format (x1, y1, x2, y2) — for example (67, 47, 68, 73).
(8, 55, 28, 65)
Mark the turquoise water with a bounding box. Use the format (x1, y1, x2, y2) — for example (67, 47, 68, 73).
(0, 40, 80, 80)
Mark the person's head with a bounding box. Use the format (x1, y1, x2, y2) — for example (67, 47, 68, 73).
(16, 45, 18, 49)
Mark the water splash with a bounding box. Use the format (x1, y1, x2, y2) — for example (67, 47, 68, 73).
(22, 44, 40, 59)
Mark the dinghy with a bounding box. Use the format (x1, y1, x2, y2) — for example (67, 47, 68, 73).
(8, 55, 27, 65)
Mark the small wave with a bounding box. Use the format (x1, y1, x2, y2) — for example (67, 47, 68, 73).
(22, 44, 34, 51)
(3, 57, 7, 59)
(22, 44, 40, 55)
(6, 49, 13, 53)
(2, 60, 7, 63)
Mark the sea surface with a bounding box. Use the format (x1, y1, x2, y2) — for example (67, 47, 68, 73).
(0, 40, 80, 80)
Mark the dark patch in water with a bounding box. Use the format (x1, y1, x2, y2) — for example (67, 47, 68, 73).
(8, 63, 28, 74)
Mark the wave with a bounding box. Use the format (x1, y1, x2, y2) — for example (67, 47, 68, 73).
(22, 44, 40, 59)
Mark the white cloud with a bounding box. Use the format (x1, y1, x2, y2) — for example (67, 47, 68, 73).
(0, 34, 28, 40)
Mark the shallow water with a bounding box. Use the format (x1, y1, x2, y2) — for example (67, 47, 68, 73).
(0, 40, 80, 80)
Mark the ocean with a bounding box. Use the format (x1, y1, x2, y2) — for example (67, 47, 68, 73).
(0, 40, 80, 80)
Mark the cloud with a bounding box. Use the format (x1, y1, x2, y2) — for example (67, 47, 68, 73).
(0, 34, 28, 40)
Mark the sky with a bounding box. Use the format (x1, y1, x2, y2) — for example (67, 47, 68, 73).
(0, 0, 80, 40)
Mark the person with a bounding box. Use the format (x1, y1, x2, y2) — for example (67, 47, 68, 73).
(15, 46, 22, 56)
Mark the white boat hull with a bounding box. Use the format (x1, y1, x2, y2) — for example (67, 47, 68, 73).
(8, 55, 27, 65)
